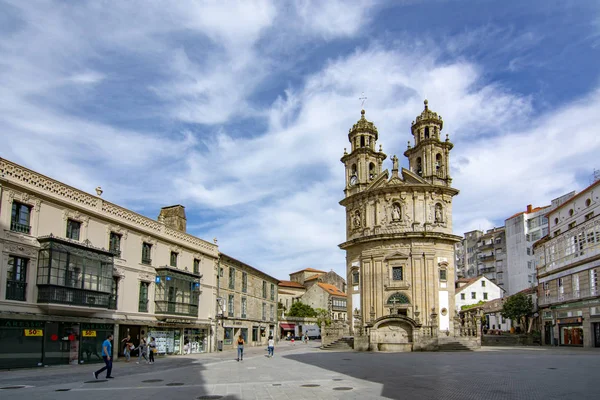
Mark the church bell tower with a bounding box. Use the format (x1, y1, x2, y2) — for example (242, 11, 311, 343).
(341, 109, 387, 197)
(404, 100, 453, 187)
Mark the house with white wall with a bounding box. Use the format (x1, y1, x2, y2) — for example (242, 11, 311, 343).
(455, 276, 504, 311)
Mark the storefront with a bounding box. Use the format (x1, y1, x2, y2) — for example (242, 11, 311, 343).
(557, 317, 584, 346)
(147, 327, 181, 355)
(183, 328, 208, 353)
(0, 319, 115, 368)
(280, 322, 295, 339)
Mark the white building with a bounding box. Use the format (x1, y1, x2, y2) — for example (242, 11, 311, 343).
(505, 194, 575, 296)
(455, 276, 504, 312)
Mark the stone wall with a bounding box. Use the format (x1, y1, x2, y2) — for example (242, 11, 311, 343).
(321, 322, 349, 346)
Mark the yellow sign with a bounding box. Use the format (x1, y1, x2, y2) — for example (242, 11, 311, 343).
(82, 330, 97, 337)
(24, 329, 43, 337)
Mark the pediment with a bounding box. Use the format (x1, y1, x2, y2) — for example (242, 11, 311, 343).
(401, 168, 428, 184)
(384, 251, 410, 261)
(366, 170, 390, 190)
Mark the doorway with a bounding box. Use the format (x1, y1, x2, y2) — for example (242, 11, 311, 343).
(594, 323, 600, 347)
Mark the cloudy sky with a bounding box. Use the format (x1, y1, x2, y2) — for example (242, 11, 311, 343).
(1, 0, 599, 280)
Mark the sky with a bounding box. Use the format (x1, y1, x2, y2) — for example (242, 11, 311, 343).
(1, 0, 600, 281)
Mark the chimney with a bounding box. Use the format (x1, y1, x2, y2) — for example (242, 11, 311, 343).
(526, 204, 532, 213)
(158, 205, 187, 232)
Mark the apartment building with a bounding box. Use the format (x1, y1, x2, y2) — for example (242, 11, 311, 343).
(0, 158, 220, 368)
(535, 180, 600, 347)
(216, 254, 278, 350)
(475, 227, 506, 287)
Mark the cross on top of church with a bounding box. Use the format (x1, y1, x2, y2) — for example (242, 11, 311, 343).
(359, 92, 367, 109)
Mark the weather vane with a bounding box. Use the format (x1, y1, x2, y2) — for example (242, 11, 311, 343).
(359, 92, 367, 109)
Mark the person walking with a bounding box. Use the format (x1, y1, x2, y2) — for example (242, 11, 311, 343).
(121, 334, 132, 362)
(148, 337, 156, 364)
(136, 336, 148, 364)
(236, 335, 245, 362)
(94, 334, 114, 379)
(267, 336, 275, 358)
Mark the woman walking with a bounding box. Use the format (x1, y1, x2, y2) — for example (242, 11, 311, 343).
(136, 336, 148, 364)
(236, 335, 245, 362)
(121, 335, 132, 362)
(148, 337, 156, 364)
(267, 336, 275, 358)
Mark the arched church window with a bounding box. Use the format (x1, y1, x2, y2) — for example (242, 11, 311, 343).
(387, 292, 410, 305)
(436, 153, 442, 172)
(369, 162, 376, 180)
(416, 157, 422, 175)
(424, 127, 430, 139)
(361, 136, 365, 147)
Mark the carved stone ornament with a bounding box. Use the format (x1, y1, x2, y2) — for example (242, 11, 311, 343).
(139, 272, 154, 282)
(4, 243, 38, 257)
(62, 209, 90, 227)
(141, 235, 158, 245)
(113, 266, 126, 278)
(107, 224, 128, 240)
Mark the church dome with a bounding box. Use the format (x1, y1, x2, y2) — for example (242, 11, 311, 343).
(349, 109, 379, 140)
(411, 99, 443, 131)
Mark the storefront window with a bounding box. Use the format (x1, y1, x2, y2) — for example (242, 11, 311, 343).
(560, 325, 584, 346)
(147, 329, 180, 354)
(184, 328, 207, 354)
(224, 327, 233, 345)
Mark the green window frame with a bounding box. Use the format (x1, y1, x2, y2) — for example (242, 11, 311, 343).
(10, 202, 32, 234)
(66, 219, 81, 241)
(139, 281, 149, 312)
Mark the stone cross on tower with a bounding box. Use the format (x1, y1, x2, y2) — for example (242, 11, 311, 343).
(359, 92, 367, 109)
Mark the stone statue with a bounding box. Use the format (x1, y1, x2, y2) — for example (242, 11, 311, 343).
(354, 212, 361, 228)
(435, 204, 443, 223)
(392, 155, 399, 170)
(392, 203, 401, 221)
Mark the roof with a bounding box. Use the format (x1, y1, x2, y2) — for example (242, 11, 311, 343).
(507, 205, 550, 220)
(482, 298, 505, 313)
(289, 267, 327, 275)
(456, 277, 474, 283)
(456, 276, 504, 294)
(278, 290, 297, 296)
(304, 274, 323, 282)
(546, 179, 600, 217)
(278, 280, 306, 289)
(317, 282, 346, 297)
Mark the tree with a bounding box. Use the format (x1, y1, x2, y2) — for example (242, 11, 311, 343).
(501, 293, 533, 331)
(287, 302, 317, 318)
(315, 308, 331, 327)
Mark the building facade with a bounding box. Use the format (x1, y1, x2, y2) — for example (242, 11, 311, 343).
(340, 101, 462, 351)
(0, 158, 220, 368)
(535, 180, 600, 347)
(215, 254, 278, 350)
(455, 276, 504, 311)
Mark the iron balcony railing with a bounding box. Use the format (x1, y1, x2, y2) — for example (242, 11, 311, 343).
(37, 285, 110, 308)
(109, 248, 121, 258)
(6, 281, 27, 301)
(139, 299, 148, 312)
(109, 294, 118, 310)
(538, 288, 598, 306)
(141, 257, 152, 265)
(10, 221, 31, 234)
(154, 300, 198, 317)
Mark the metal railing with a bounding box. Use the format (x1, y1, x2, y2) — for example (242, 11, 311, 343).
(154, 300, 198, 317)
(538, 288, 597, 306)
(6, 281, 27, 301)
(10, 221, 31, 234)
(141, 257, 152, 265)
(37, 285, 110, 308)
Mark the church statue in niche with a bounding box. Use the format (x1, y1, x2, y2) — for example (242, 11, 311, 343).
(392, 203, 401, 221)
(353, 211, 362, 229)
(434, 203, 443, 223)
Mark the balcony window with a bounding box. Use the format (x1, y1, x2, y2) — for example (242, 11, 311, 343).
(170, 252, 178, 268)
(262, 280, 267, 298)
(109, 277, 118, 310)
(242, 272, 247, 293)
(392, 266, 403, 281)
(228, 294, 234, 317)
(66, 219, 81, 241)
(10, 202, 32, 234)
(6, 256, 28, 301)
(109, 232, 122, 258)
(36, 236, 113, 308)
(270, 283, 275, 301)
(139, 282, 149, 312)
(241, 297, 247, 318)
(193, 258, 200, 275)
(154, 266, 200, 317)
(229, 267, 235, 289)
(141, 242, 152, 265)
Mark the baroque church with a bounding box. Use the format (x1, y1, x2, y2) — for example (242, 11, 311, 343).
(339, 100, 462, 351)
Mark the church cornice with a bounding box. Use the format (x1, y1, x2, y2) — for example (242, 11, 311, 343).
(404, 139, 453, 157)
(339, 183, 459, 206)
(338, 231, 462, 250)
(341, 147, 387, 163)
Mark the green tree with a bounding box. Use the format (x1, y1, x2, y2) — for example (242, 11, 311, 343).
(315, 308, 331, 327)
(501, 293, 533, 330)
(287, 302, 317, 318)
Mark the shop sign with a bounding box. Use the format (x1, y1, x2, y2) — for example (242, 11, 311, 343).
(1, 319, 44, 329)
(557, 317, 582, 324)
(81, 323, 113, 330)
(24, 329, 43, 337)
(82, 330, 97, 337)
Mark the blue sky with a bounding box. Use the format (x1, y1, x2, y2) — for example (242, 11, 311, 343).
(1, 0, 599, 280)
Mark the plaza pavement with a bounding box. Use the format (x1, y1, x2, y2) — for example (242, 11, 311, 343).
(0, 341, 599, 399)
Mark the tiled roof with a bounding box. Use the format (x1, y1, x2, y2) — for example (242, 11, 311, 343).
(317, 282, 346, 297)
(278, 280, 305, 289)
(455, 276, 504, 294)
(289, 267, 327, 275)
(278, 290, 297, 295)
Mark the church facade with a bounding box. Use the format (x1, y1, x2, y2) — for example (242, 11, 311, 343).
(339, 101, 462, 351)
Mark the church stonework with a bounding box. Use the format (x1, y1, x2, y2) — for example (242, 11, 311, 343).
(340, 101, 462, 351)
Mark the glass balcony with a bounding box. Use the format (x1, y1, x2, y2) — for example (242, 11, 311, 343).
(155, 301, 198, 317)
(37, 285, 110, 308)
(154, 266, 200, 318)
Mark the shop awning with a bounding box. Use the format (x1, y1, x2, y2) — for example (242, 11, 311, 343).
(280, 323, 295, 330)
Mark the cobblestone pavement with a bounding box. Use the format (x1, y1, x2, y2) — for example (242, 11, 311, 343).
(0, 342, 599, 399)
